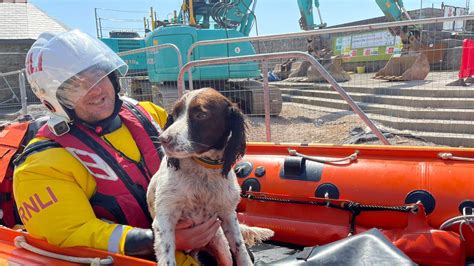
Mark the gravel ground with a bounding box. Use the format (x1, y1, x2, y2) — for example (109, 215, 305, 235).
(1, 102, 438, 147)
(247, 103, 438, 146)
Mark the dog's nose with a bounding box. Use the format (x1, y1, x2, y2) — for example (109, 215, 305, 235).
(159, 135, 172, 145)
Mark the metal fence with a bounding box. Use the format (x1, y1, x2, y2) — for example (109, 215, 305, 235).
(4, 15, 474, 147)
(117, 44, 183, 111)
(177, 51, 390, 145)
(0, 69, 39, 121)
(111, 15, 474, 147)
(169, 15, 474, 147)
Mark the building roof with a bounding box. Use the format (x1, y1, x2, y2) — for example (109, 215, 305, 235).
(0, 2, 69, 40)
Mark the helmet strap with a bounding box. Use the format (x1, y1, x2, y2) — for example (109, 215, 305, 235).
(108, 71, 121, 94)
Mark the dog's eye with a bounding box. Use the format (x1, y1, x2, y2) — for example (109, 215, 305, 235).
(194, 112, 208, 120)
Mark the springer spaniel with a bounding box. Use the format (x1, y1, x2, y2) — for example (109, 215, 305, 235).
(147, 88, 273, 266)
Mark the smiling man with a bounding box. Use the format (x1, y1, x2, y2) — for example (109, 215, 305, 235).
(13, 29, 220, 264)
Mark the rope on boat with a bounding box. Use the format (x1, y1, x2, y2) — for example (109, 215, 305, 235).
(440, 214, 474, 241)
(14, 236, 114, 265)
(242, 192, 417, 236)
(438, 152, 474, 162)
(288, 148, 359, 164)
(242, 192, 415, 213)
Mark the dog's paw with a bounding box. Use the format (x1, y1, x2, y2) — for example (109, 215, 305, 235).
(239, 224, 274, 247)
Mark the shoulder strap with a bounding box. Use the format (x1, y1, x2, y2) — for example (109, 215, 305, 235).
(13, 140, 60, 166)
(122, 100, 163, 158)
(67, 125, 152, 224)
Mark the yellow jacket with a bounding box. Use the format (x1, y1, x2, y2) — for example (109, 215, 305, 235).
(14, 101, 197, 265)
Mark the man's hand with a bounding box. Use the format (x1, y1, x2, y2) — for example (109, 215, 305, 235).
(175, 216, 221, 251)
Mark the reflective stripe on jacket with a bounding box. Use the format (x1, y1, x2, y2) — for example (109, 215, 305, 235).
(35, 100, 162, 228)
(13, 101, 166, 253)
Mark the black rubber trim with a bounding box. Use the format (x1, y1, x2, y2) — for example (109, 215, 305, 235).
(459, 200, 474, 215)
(124, 228, 155, 259)
(241, 178, 261, 193)
(13, 140, 61, 166)
(68, 126, 152, 224)
(235, 161, 253, 178)
(90, 192, 128, 225)
(315, 183, 340, 199)
(279, 157, 323, 181)
(404, 190, 436, 215)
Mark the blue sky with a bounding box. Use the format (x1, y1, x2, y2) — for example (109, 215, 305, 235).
(30, 0, 470, 38)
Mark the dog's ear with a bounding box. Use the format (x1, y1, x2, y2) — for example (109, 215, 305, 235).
(222, 104, 247, 176)
(162, 114, 180, 170)
(163, 114, 174, 130)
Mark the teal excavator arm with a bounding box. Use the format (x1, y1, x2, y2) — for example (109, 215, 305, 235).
(375, 0, 412, 21)
(222, 0, 257, 36)
(297, 0, 326, 30)
(374, 0, 420, 51)
(178, 0, 257, 36)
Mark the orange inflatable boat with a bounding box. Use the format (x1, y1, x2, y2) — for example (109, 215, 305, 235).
(236, 143, 474, 265)
(0, 226, 155, 265)
(1, 125, 474, 265)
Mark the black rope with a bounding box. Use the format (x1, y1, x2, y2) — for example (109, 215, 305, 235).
(241, 192, 414, 236)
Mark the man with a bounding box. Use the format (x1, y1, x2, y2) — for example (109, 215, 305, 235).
(13, 29, 219, 264)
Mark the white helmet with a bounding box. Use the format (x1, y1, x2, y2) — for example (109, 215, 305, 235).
(25, 29, 128, 121)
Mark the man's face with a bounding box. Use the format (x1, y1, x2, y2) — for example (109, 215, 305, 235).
(73, 74, 116, 123)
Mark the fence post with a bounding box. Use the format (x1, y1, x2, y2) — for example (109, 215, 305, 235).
(261, 59, 271, 142)
(18, 69, 28, 116)
(177, 51, 390, 144)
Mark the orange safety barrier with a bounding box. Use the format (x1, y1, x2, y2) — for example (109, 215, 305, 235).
(458, 39, 474, 79)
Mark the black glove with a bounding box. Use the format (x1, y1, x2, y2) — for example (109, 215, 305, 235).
(124, 228, 155, 260)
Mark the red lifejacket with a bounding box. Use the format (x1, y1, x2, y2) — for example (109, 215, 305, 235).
(1, 117, 49, 228)
(30, 101, 163, 228)
(0, 121, 29, 228)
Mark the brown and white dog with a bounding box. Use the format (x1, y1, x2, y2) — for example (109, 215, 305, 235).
(146, 88, 273, 266)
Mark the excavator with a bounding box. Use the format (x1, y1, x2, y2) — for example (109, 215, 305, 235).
(121, 0, 284, 115)
(101, 0, 283, 115)
(276, 0, 352, 83)
(102, 0, 429, 112)
(374, 0, 430, 81)
(282, 0, 429, 82)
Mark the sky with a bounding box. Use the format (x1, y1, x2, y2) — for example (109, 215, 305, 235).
(29, 0, 471, 38)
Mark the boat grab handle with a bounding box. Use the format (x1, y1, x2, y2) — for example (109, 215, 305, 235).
(14, 235, 114, 265)
(438, 152, 474, 162)
(288, 148, 359, 164)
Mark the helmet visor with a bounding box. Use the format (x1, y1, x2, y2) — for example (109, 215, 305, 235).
(56, 62, 124, 109)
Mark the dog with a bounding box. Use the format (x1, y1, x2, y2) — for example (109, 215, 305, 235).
(147, 88, 273, 266)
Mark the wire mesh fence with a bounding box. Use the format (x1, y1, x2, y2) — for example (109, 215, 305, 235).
(171, 15, 474, 147)
(5, 15, 474, 147)
(0, 68, 40, 121)
(112, 15, 472, 147)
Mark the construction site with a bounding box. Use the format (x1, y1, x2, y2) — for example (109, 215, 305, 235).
(3, 0, 474, 265)
(1, 1, 474, 148)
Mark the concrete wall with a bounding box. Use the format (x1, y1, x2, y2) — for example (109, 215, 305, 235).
(0, 39, 32, 72)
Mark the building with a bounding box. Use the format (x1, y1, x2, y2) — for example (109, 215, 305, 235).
(0, 0, 68, 109)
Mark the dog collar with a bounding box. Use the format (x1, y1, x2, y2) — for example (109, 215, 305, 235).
(192, 157, 224, 169)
